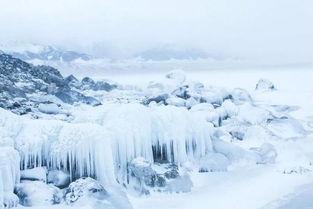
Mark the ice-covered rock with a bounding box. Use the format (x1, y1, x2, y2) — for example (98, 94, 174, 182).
(198, 153, 230, 172)
(128, 158, 165, 194)
(255, 78, 275, 91)
(250, 143, 277, 164)
(128, 158, 193, 194)
(190, 103, 214, 112)
(165, 97, 186, 107)
(64, 177, 107, 204)
(47, 170, 70, 188)
(38, 103, 61, 114)
(14, 181, 62, 206)
(21, 167, 47, 182)
(64, 177, 133, 209)
(143, 93, 169, 105)
(212, 137, 259, 164)
(231, 88, 252, 104)
(237, 103, 272, 125)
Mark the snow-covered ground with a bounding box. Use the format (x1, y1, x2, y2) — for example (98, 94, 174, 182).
(2, 61, 313, 209)
(88, 67, 313, 209)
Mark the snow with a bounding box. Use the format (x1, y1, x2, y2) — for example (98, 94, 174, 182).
(2, 66, 313, 209)
(38, 104, 61, 115)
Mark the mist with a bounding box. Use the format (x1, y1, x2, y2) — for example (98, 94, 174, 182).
(0, 0, 313, 64)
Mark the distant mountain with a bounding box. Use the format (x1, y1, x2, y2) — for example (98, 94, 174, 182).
(0, 43, 91, 62)
(135, 46, 222, 61)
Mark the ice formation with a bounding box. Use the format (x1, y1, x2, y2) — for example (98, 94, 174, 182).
(0, 146, 20, 208)
(0, 69, 309, 208)
(0, 102, 213, 189)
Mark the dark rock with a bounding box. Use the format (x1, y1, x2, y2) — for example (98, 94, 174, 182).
(0, 53, 101, 114)
(64, 75, 80, 88)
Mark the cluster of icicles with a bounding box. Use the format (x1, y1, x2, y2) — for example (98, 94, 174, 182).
(0, 104, 213, 187)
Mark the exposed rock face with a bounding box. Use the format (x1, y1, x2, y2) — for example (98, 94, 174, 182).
(0, 53, 101, 115)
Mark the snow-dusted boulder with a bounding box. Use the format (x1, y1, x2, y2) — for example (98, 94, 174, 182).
(185, 97, 199, 108)
(220, 100, 239, 118)
(15, 181, 62, 206)
(64, 177, 107, 204)
(38, 103, 61, 114)
(128, 158, 193, 194)
(21, 167, 47, 182)
(198, 153, 230, 172)
(144, 93, 169, 105)
(237, 103, 272, 125)
(190, 103, 214, 112)
(231, 88, 252, 104)
(47, 170, 70, 188)
(255, 78, 275, 91)
(165, 97, 186, 107)
(64, 177, 133, 209)
(212, 138, 259, 164)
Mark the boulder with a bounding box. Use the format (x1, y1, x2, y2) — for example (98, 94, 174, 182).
(255, 78, 275, 91)
(231, 88, 252, 104)
(64, 177, 107, 204)
(15, 181, 62, 206)
(38, 103, 61, 115)
(64, 177, 133, 209)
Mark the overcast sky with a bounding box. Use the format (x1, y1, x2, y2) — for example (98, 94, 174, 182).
(1, 0, 313, 63)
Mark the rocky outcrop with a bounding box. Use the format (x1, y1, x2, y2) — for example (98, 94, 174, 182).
(0, 53, 101, 115)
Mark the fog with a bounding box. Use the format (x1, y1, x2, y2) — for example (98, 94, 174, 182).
(0, 0, 313, 63)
